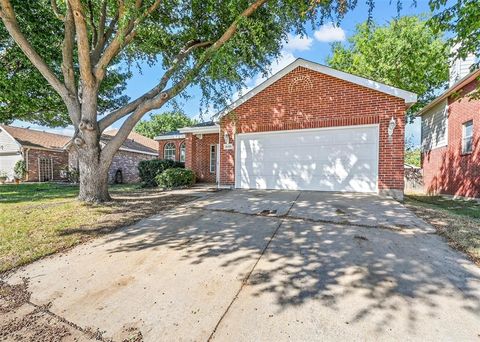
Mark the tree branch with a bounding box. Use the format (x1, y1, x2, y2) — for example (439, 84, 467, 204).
(91, 8, 118, 65)
(68, 0, 95, 87)
(87, 0, 98, 48)
(97, 40, 213, 131)
(61, 3, 81, 125)
(94, 0, 161, 82)
(50, 0, 65, 20)
(101, 0, 270, 158)
(0, 0, 72, 102)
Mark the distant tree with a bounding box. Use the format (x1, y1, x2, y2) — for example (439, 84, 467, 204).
(405, 148, 421, 167)
(327, 16, 449, 118)
(135, 112, 194, 139)
(429, 0, 480, 98)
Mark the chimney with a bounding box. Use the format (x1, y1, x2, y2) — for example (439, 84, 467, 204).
(449, 43, 477, 87)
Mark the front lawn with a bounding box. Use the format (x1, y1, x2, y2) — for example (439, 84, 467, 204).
(0, 183, 196, 273)
(404, 195, 480, 264)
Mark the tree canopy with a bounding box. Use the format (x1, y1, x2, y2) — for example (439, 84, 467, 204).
(0, 0, 129, 126)
(327, 16, 449, 117)
(135, 111, 195, 139)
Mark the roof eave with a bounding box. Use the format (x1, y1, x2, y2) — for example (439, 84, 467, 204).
(178, 125, 220, 134)
(417, 69, 480, 116)
(154, 134, 186, 140)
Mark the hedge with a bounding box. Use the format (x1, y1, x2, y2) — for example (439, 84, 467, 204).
(155, 168, 196, 189)
(138, 159, 184, 187)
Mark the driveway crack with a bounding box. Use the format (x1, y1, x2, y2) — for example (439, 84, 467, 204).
(206, 193, 300, 341)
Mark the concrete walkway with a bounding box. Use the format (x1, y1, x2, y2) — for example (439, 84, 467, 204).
(2, 190, 480, 341)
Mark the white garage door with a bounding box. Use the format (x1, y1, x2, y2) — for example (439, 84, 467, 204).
(0, 154, 22, 179)
(235, 125, 379, 192)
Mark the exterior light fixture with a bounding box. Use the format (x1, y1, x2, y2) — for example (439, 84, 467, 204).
(223, 131, 230, 144)
(388, 116, 396, 139)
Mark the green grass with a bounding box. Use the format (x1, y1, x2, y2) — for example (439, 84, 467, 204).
(405, 195, 480, 264)
(0, 182, 183, 273)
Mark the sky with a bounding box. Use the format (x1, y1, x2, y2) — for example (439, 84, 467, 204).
(14, 0, 437, 146)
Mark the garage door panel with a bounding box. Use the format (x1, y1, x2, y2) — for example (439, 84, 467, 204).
(236, 125, 379, 193)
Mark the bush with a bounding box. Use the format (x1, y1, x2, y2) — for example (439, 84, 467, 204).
(138, 159, 184, 187)
(155, 168, 196, 189)
(14, 160, 27, 179)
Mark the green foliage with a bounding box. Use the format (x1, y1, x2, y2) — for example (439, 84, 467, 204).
(13, 159, 26, 179)
(327, 16, 449, 118)
(135, 111, 195, 139)
(405, 148, 421, 167)
(429, 0, 480, 98)
(155, 168, 196, 189)
(0, 0, 129, 127)
(138, 159, 184, 187)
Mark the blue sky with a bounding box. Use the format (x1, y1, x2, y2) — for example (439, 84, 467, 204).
(15, 0, 436, 146)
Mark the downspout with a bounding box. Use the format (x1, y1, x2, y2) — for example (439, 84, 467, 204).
(218, 128, 221, 189)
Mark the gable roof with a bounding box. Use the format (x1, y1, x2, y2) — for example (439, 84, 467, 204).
(213, 58, 417, 120)
(0, 125, 71, 150)
(417, 68, 480, 116)
(102, 129, 158, 155)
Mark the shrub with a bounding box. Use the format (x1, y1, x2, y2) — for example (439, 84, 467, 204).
(14, 160, 27, 179)
(138, 159, 184, 187)
(155, 168, 196, 189)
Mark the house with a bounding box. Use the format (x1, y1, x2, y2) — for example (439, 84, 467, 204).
(0, 125, 157, 183)
(418, 57, 479, 198)
(0, 125, 71, 181)
(155, 58, 417, 200)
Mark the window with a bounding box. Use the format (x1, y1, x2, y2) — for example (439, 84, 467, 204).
(179, 142, 186, 163)
(209, 144, 217, 174)
(462, 120, 473, 154)
(164, 142, 176, 161)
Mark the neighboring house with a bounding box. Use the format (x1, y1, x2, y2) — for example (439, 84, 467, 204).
(68, 130, 158, 183)
(0, 125, 70, 181)
(418, 64, 479, 198)
(0, 125, 157, 183)
(156, 58, 417, 200)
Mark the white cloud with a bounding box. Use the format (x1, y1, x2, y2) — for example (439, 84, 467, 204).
(283, 33, 313, 52)
(314, 23, 346, 43)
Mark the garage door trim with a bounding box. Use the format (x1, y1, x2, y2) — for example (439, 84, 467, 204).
(234, 123, 380, 192)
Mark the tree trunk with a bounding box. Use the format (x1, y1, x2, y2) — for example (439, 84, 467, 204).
(77, 139, 112, 203)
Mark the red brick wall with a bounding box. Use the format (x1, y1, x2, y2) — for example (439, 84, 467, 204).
(219, 66, 406, 194)
(159, 134, 219, 183)
(422, 80, 480, 198)
(158, 139, 185, 160)
(26, 148, 68, 182)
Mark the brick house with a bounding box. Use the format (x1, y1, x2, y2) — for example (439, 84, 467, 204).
(0, 125, 157, 183)
(418, 68, 480, 198)
(0, 125, 71, 181)
(156, 59, 417, 200)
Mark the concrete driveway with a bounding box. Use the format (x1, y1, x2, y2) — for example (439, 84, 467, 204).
(2, 190, 480, 341)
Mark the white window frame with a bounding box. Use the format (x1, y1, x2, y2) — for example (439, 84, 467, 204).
(209, 144, 216, 174)
(179, 142, 186, 163)
(164, 142, 176, 161)
(462, 120, 473, 154)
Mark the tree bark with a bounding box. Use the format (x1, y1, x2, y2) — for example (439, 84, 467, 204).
(76, 132, 112, 202)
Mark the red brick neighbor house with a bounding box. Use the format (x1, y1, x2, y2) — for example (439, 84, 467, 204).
(155, 59, 417, 200)
(0, 125, 70, 182)
(419, 68, 480, 199)
(0, 125, 157, 183)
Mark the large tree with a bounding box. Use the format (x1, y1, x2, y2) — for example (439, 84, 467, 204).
(135, 111, 195, 139)
(0, 0, 368, 202)
(327, 16, 449, 117)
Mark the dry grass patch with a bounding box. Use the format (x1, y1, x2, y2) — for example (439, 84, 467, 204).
(404, 195, 480, 265)
(0, 183, 196, 273)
